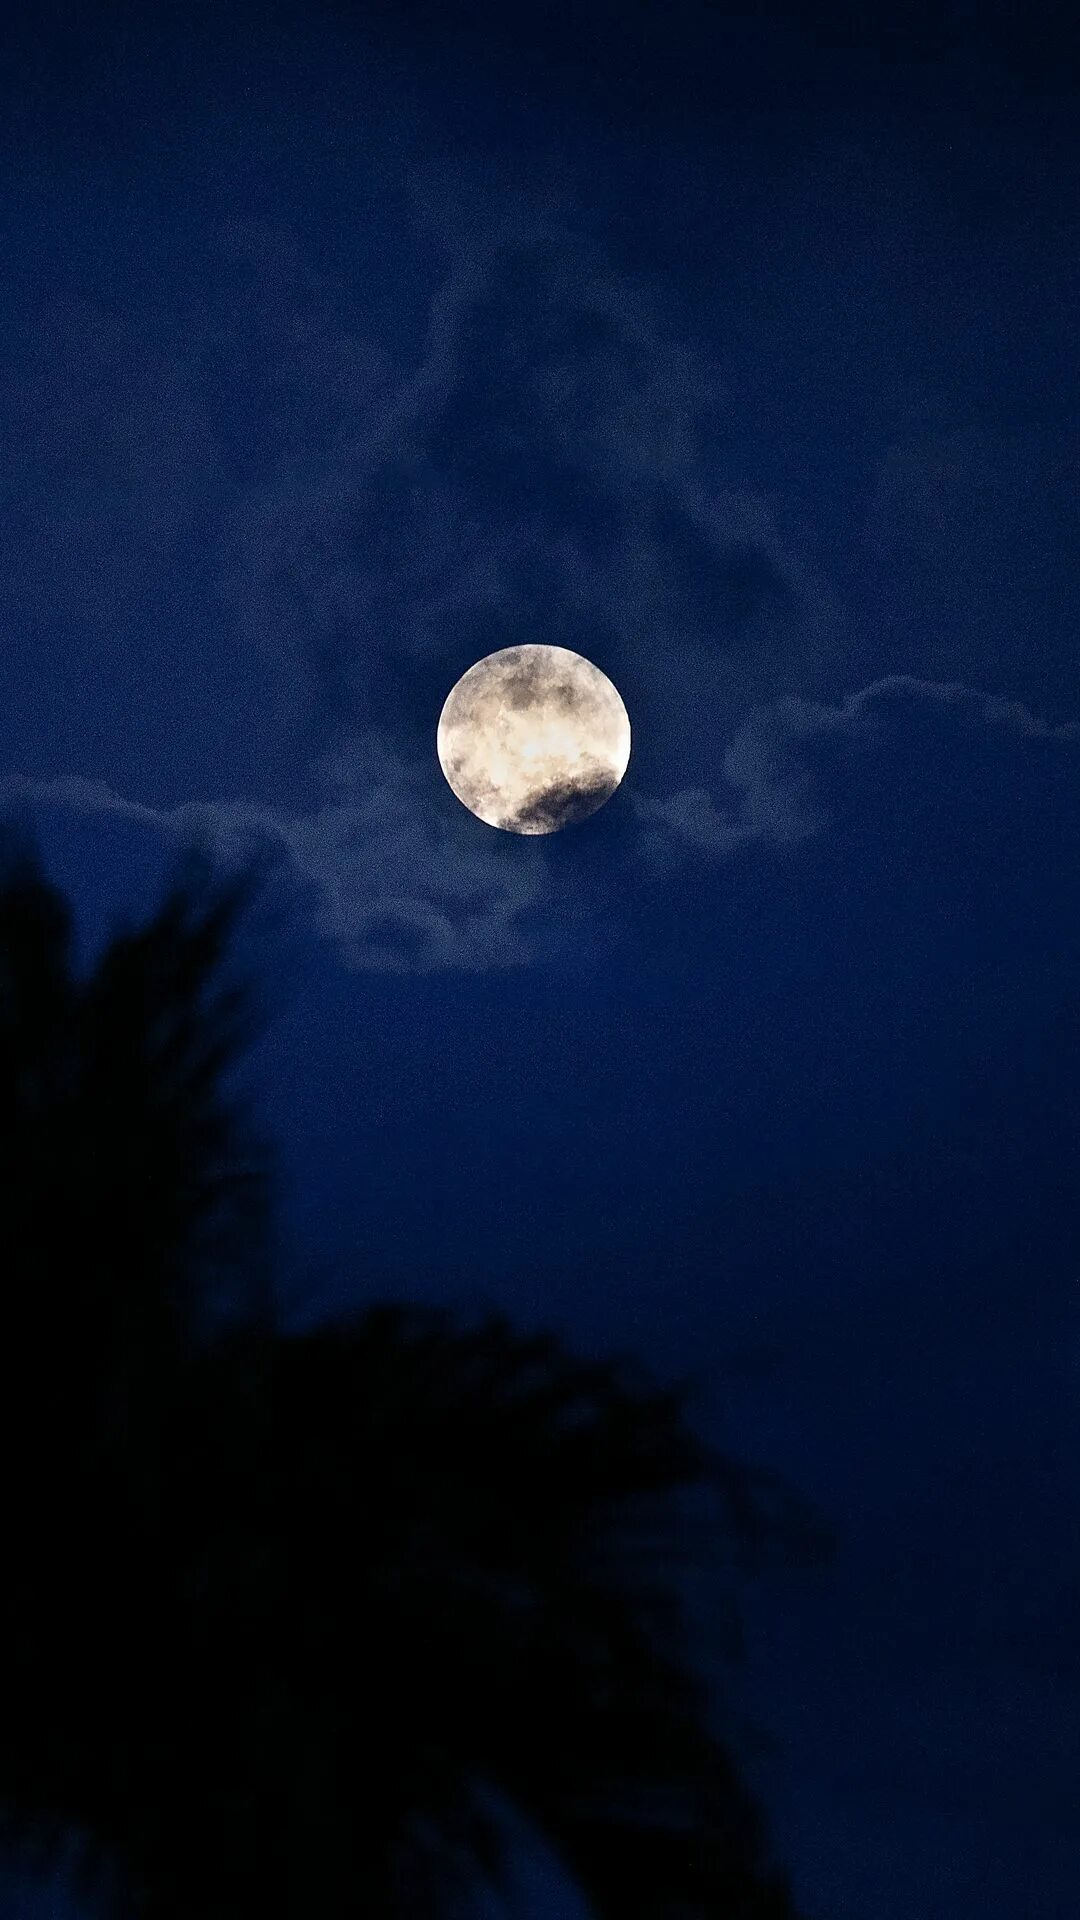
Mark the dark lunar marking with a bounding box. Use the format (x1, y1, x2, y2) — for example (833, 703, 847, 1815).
(505, 768, 620, 833)
(500, 668, 547, 710)
(549, 679, 588, 714)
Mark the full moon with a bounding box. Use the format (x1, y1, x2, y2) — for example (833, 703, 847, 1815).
(436, 645, 632, 835)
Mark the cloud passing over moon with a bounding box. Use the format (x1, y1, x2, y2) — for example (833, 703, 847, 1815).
(436, 645, 632, 834)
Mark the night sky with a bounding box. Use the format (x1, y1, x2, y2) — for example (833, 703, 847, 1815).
(3, 3, 1080, 1915)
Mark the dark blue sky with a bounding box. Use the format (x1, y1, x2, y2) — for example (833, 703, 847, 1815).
(2, 3, 1079, 1915)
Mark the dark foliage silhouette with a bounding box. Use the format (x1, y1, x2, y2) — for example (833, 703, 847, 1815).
(0, 832, 822, 1918)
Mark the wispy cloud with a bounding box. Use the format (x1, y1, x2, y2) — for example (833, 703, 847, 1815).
(6, 677, 1076, 972)
(215, 153, 842, 765)
(630, 675, 1080, 873)
(1, 743, 549, 976)
(4, 136, 1078, 972)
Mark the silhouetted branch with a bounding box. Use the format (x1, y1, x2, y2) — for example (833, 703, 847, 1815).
(0, 838, 818, 1920)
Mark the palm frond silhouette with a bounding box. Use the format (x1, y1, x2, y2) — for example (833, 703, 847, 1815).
(0, 831, 820, 1918)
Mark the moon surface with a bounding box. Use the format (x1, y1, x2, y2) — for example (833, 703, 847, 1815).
(437, 645, 632, 834)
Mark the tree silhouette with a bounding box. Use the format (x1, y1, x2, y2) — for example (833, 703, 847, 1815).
(0, 831, 822, 1918)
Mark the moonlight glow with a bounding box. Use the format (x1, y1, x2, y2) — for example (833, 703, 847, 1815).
(437, 645, 632, 834)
